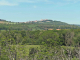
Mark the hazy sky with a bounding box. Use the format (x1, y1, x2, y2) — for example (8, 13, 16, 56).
(0, 0, 80, 24)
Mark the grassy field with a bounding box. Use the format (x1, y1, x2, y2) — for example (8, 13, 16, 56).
(11, 45, 40, 56)
(24, 45, 40, 55)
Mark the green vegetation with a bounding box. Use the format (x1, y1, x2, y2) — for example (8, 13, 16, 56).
(10, 45, 40, 56)
(0, 29, 80, 60)
(0, 19, 80, 31)
(0, 19, 80, 60)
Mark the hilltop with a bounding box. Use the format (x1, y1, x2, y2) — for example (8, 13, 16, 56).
(18, 19, 68, 25)
(0, 19, 11, 24)
(0, 19, 80, 30)
(0, 19, 17, 24)
(0, 19, 6, 23)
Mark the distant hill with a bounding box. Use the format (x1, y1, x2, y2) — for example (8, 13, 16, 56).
(0, 19, 9, 24)
(0, 19, 16, 24)
(74, 24, 80, 27)
(0, 19, 6, 21)
(0, 19, 80, 30)
(25, 19, 68, 25)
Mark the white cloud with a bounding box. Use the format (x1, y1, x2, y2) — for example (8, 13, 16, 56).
(64, 0, 80, 1)
(0, 0, 50, 6)
(63, 0, 80, 3)
(0, 0, 18, 6)
(17, 0, 51, 3)
(16, 0, 36, 3)
(0, 0, 79, 6)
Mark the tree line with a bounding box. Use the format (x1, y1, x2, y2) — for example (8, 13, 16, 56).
(0, 22, 80, 31)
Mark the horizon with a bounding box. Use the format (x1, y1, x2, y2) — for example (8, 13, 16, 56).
(0, 0, 80, 24)
(1, 18, 80, 25)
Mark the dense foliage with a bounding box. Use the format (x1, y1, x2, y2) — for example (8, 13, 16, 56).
(0, 29, 80, 60)
(0, 29, 80, 46)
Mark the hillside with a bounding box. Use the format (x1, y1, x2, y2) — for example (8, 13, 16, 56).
(74, 24, 80, 27)
(0, 19, 11, 24)
(0, 19, 80, 30)
(25, 19, 68, 25)
(0, 19, 6, 23)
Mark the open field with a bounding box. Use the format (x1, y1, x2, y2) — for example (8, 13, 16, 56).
(11, 45, 40, 56)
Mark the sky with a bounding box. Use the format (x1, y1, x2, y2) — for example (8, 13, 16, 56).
(0, 0, 80, 24)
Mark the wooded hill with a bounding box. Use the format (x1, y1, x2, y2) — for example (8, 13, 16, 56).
(0, 19, 80, 30)
(0, 19, 80, 60)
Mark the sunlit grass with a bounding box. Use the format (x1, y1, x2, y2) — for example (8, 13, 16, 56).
(11, 45, 40, 56)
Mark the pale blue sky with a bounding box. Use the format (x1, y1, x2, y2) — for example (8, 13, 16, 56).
(0, 0, 80, 24)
